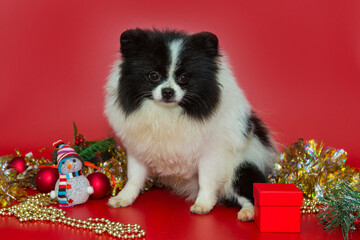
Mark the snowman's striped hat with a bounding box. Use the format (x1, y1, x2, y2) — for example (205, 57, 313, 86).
(53, 140, 81, 172)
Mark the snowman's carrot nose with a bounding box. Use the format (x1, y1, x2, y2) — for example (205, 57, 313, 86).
(67, 164, 72, 169)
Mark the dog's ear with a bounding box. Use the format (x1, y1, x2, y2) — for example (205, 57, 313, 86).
(191, 32, 219, 57)
(120, 29, 147, 57)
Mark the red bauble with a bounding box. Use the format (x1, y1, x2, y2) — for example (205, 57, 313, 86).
(35, 167, 59, 193)
(8, 156, 27, 173)
(355, 218, 360, 225)
(87, 172, 111, 199)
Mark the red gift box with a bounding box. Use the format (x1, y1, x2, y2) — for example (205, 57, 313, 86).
(253, 183, 303, 232)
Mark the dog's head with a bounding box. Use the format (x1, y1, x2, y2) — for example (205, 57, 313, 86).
(118, 29, 221, 120)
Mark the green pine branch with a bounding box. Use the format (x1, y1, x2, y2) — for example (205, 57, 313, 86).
(79, 138, 117, 161)
(318, 181, 360, 240)
(73, 122, 78, 141)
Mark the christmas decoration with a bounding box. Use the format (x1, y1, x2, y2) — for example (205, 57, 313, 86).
(318, 181, 360, 240)
(7, 156, 27, 173)
(301, 198, 321, 214)
(0, 124, 146, 238)
(35, 167, 59, 193)
(0, 155, 27, 207)
(17, 167, 40, 189)
(0, 124, 129, 207)
(1, 134, 358, 239)
(79, 138, 117, 162)
(70, 122, 128, 196)
(50, 140, 94, 207)
(87, 172, 111, 199)
(80, 144, 128, 197)
(253, 183, 303, 232)
(269, 139, 360, 201)
(71, 122, 117, 162)
(0, 150, 54, 207)
(0, 193, 146, 239)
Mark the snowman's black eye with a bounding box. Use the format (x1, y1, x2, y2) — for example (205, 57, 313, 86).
(73, 159, 76, 162)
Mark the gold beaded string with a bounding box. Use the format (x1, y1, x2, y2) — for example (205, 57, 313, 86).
(301, 198, 321, 214)
(0, 193, 146, 239)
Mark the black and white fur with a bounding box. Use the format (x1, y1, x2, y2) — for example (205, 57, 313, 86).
(104, 29, 277, 221)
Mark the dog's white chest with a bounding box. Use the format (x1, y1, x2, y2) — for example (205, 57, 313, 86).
(119, 101, 209, 178)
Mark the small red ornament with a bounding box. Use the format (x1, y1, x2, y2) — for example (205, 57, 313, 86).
(35, 167, 59, 193)
(355, 218, 360, 225)
(87, 172, 111, 199)
(8, 156, 27, 173)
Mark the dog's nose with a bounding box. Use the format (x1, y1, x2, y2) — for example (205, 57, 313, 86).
(161, 88, 175, 99)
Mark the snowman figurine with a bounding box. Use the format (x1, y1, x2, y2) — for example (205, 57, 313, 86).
(50, 140, 94, 207)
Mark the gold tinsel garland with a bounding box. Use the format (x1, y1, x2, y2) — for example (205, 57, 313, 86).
(269, 139, 360, 214)
(1, 154, 31, 207)
(0, 150, 55, 207)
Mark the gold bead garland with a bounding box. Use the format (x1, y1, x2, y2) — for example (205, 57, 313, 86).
(0, 193, 146, 239)
(301, 198, 321, 214)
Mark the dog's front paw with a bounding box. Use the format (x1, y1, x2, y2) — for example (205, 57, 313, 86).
(190, 203, 213, 215)
(237, 206, 254, 221)
(108, 195, 134, 208)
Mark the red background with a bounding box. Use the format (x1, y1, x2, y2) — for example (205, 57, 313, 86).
(1, 0, 359, 167)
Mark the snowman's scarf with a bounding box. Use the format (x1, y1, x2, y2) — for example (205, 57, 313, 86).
(58, 170, 83, 208)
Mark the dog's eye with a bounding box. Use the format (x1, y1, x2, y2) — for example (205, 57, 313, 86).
(178, 74, 190, 85)
(148, 71, 160, 82)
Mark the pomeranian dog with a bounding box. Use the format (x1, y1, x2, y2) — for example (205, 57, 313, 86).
(104, 29, 277, 221)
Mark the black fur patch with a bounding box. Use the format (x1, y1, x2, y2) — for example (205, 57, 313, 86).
(231, 161, 268, 205)
(117, 29, 221, 121)
(177, 32, 221, 121)
(245, 112, 272, 147)
(219, 196, 242, 209)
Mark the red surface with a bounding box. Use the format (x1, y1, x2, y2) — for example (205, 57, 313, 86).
(0, 189, 346, 240)
(254, 183, 303, 206)
(0, 0, 360, 167)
